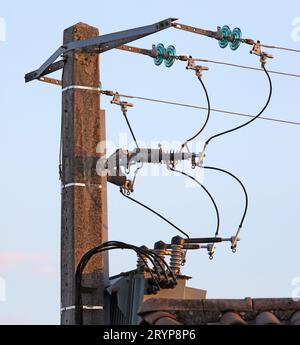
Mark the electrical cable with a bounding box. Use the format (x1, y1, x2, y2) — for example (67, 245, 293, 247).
(59, 111, 64, 183)
(182, 77, 210, 147)
(76, 246, 155, 325)
(203, 166, 248, 229)
(75, 241, 176, 324)
(120, 189, 190, 238)
(205, 65, 272, 146)
(170, 168, 220, 237)
(101, 91, 300, 127)
(261, 43, 300, 54)
(121, 110, 140, 149)
(137, 245, 176, 282)
(193, 57, 300, 78)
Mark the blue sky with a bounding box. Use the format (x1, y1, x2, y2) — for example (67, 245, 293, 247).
(0, 0, 299, 324)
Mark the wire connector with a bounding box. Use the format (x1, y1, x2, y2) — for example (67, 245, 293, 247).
(185, 56, 209, 79)
(250, 41, 274, 67)
(111, 92, 134, 113)
(230, 226, 242, 252)
(196, 142, 208, 168)
(207, 243, 216, 260)
(120, 179, 135, 195)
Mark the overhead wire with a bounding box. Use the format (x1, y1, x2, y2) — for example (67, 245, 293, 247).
(261, 44, 300, 54)
(112, 66, 258, 242)
(189, 57, 300, 78)
(99, 42, 285, 277)
(101, 91, 300, 127)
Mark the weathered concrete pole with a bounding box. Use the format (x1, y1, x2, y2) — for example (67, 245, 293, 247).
(60, 22, 108, 325)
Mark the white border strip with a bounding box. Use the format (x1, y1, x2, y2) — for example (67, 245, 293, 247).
(62, 85, 101, 92)
(62, 183, 102, 190)
(61, 305, 103, 312)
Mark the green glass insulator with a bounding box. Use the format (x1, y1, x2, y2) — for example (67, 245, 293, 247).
(230, 27, 242, 51)
(164, 45, 176, 68)
(218, 25, 231, 49)
(153, 43, 165, 66)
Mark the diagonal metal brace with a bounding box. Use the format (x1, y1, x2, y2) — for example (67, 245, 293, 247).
(25, 18, 177, 83)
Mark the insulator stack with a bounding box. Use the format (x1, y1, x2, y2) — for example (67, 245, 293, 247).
(154, 241, 168, 272)
(218, 25, 242, 51)
(153, 43, 176, 67)
(169, 236, 185, 274)
(137, 245, 149, 272)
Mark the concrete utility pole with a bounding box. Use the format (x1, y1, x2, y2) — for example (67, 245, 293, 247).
(60, 22, 108, 325)
(25, 17, 175, 326)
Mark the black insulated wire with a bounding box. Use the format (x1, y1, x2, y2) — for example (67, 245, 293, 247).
(75, 241, 177, 324)
(170, 168, 220, 237)
(121, 110, 140, 149)
(120, 189, 190, 239)
(183, 77, 211, 146)
(76, 246, 155, 325)
(205, 66, 272, 145)
(203, 166, 248, 228)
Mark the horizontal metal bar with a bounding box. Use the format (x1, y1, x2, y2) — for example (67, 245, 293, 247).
(172, 22, 220, 40)
(25, 18, 176, 83)
(25, 59, 65, 83)
(38, 76, 62, 86)
(185, 237, 223, 244)
(116, 44, 155, 58)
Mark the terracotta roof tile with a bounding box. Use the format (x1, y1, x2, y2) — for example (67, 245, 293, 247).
(139, 297, 300, 325)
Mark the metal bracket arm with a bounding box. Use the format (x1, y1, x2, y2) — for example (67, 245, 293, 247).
(25, 18, 177, 82)
(172, 22, 221, 40)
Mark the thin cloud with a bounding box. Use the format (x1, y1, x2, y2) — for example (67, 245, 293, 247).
(0, 251, 58, 277)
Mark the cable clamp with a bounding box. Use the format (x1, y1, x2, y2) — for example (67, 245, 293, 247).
(179, 141, 191, 154)
(120, 179, 135, 195)
(207, 243, 216, 260)
(185, 56, 209, 79)
(196, 143, 208, 167)
(250, 41, 274, 67)
(111, 92, 134, 113)
(230, 227, 242, 252)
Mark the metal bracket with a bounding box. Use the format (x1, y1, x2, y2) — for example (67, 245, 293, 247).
(172, 22, 220, 40)
(116, 44, 157, 58)
(39, 76, 62, 86)
(25, 59, 65, 83)
(250, 41, 274, 67)
(185, 56, 209, 79)
(25, 18, 177, 83)
(111, 92, 134, 113)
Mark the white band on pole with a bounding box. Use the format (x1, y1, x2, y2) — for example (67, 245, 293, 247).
(62, 85, 101, 92)
(62, 183, 102, 190)
(61, 305, 103, 312)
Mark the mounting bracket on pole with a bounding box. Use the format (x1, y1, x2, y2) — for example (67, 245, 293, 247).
(25, 18, 177, 83)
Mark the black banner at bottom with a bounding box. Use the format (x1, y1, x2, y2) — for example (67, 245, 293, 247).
(0, 325, 297, 343)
